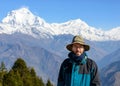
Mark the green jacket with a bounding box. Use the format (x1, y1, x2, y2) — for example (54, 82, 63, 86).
(57, 56, 101, 86)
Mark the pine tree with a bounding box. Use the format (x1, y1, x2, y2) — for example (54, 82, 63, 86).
(30, 68, 45, 86)
(3, 58, 46, 86)
(12, 58, 33, 86)
(3, 70, 23, 86)
(3, 58, 30, 86)
(30, 67, 36, 77)
(39, 77, 45, 86)
(0, 62, 7, 72)
(46, 79, 53, 86)
(0, 61, 7, 85)
(12, 58, 29, 77)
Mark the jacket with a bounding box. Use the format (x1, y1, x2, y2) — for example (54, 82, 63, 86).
(57, 56, 101, 86)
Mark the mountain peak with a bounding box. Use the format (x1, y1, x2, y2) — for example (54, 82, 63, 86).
(0, 8, 120, 41)
(2, 7, 45, 26)
(15, 7, 31, 14)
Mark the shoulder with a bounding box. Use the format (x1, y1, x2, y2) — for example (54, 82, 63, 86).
(60, 58, 72, 68)
(87, 58, 98, 68)
(62, 58, 71, 65)
(87, 58, 97, 64)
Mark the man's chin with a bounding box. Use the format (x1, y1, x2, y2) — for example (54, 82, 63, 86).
(76, 53, 82, 56)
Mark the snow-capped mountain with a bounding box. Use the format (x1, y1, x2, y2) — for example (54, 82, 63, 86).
(0, 8, 54, 38)
(2, 7, 45, 26)
(106, 27, 120, 40)
(0, 7, 120, 41)
(0, 7, 120, 85)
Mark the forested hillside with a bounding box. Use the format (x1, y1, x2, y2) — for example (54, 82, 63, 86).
(0, 58, 53, 86)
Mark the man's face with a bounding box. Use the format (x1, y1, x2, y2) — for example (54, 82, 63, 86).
(72, 43, 84, 56)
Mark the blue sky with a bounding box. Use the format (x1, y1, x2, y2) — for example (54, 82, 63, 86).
(0, 0, 120, 30)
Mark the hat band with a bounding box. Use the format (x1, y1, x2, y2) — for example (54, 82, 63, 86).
(72, 41, 85, 44)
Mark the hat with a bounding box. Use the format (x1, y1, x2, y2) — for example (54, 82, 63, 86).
(66, 35, 90, 51)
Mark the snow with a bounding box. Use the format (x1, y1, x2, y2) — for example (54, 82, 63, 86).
(0, 7, 120, 41)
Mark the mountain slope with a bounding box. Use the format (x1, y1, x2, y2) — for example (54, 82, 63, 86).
(98, 48, 120, 68)
(0, 34, 62, 84)
(100, 60, 120, 86)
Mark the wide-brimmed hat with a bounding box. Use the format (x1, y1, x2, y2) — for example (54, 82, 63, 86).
(66, 35, 90, 51)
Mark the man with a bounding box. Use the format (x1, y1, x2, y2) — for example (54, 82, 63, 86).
(57, 35, 101, 86)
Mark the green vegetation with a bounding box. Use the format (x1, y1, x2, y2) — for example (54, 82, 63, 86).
(0, 58, 53, 86)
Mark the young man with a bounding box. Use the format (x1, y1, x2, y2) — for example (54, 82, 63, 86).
(57, 35, 101, 86)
